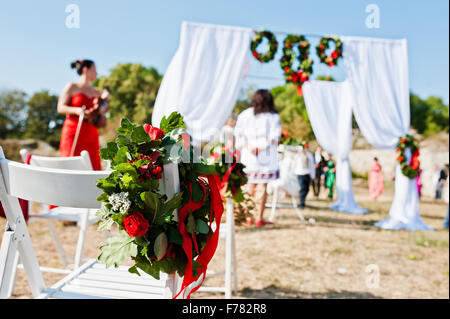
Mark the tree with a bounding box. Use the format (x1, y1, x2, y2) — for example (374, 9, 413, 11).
(23, 90, 64, 148)
(270, 83, 315, 141)
(410, 93, 449, 136)
(95, 63, 162, 124)
(0, 89, 27, 139)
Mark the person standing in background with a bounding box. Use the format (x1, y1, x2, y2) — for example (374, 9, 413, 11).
(220, 113, 237, 150)
(312, 146, 326, 197)
(433, 164, 448, 200)
(295, 147, 313, 209)
(368, 157, 384, 200)
(324, 154, 336, 199)
(57, 59, 109, 170)
(235, 89, 281, 227)
(415, 168, 423, 199)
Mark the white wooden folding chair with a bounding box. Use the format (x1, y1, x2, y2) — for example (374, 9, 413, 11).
(19, 149, 99, 271)
(0, 147, 183, 299)
(267, 146, 305, 222)
(198, 199, 238, 298)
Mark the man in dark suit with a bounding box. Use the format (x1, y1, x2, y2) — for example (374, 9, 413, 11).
(312, 146, 326, 197)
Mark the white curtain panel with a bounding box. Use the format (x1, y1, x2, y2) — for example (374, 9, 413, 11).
(152, 21, 252, 143)
(303, 80, 368, 214)
(342, 36, 432, 230)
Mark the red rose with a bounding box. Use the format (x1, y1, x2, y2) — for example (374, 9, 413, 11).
(397, 155, 404, 162)
(143, 124, 165, 140)
(122, 212, 149, 237)
(284, 67, 290, 72)
(328, 62, 334, 67)
(252, 51, 259, 57)
(331, 51, 338, 59)
(319, 45, 325, 50)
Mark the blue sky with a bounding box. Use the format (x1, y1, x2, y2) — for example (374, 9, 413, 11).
(0, 0, 448, 103)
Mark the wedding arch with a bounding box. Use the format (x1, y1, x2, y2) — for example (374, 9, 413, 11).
(152, 21, 431, 231)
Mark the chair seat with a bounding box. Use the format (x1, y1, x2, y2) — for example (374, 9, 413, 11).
(41, 259, 171, 299)
(30, 207, 99, 224)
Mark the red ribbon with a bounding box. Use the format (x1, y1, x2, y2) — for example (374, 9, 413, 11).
(217, 149, 241, 200)
(174, 174, 224, 299)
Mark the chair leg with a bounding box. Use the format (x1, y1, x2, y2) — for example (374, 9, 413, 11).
(0, 228, 19, 298)
(224, 199, 233, 299)
(46, 220, 69, 268)
(231, 219, 238, 295)
(268, 186, 278, 222)
(291, 192, 305, 221)
(6, 252, 20, 298)
(74, 209, 89, 269)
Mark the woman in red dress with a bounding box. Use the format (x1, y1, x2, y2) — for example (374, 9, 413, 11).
(57, 60, 107, 170)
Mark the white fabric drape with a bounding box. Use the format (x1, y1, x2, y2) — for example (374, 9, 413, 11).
(152, 21, 252, 143)
(342, 36, 432, 230)
(303, 80, 368, 214)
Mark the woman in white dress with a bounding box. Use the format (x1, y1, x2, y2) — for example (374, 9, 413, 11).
(234, 89, 281, 227)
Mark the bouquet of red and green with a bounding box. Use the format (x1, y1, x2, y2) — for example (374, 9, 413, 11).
(208, 143, 248, 203)
(95, 112, 223, 298)
(279, 129, 303, 146)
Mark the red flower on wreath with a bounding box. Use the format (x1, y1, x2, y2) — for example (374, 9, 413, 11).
(397, 155, 405, 162)
(123, 212, 150, 237)
(252, 51, 260, 58)
(143, 124, 165, 141)
(331, 51, 338, 59)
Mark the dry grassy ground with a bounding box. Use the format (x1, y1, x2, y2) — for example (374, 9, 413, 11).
(2, 179, 448, 299)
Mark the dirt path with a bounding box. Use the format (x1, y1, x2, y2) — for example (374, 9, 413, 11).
(2, 180, 448, 299)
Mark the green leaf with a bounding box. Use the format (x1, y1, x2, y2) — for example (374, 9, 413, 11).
(159, 111, 186, 134)
(131, 126, 151, 144)
(133, 254, 160, 280)
(113, 146, 130, 165)
(96, 205, 111, 220)
(157, 192, 183, 223)
(121, 173, 135, 189)
(141, 191, 160, 213)
(117, 118, 135, 136)
(196, 219, 209, 234)
(154, 232, 168, 261)
(167, 227, 183, 245)
(96, 192, 109, 202)
(194, 163, 217, 176)
(137, 140, 162, 154)
(97, 218, 115, 231)
(99, 142, 119, 160)
(191, 182, 204, 202)
(186, 213, 197, 235)
(128, 265, 141, 276)
(98, 233, 137, 268)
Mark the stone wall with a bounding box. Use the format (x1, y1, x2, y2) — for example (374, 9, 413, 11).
(349, 147, 449, 199)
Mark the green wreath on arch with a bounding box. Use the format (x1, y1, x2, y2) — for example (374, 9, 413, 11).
(316, 36, 343, 67)
(250, 30, 278, 63)
(280, 34, 314, 93)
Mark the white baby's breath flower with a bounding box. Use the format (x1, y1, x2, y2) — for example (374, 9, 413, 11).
(109, 192, 131, 214)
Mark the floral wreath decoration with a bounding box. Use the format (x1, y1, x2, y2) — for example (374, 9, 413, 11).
(396, 134, 421, 179)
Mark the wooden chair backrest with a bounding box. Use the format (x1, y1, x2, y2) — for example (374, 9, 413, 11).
(0, 146, 181, 297)
(20, 149, 93, 171)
